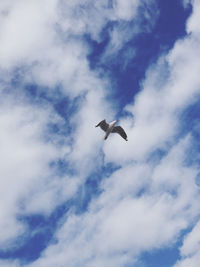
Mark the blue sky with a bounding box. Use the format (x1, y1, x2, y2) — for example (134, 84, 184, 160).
(0, 0, 200, 266)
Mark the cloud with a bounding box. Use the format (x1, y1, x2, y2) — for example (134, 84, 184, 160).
(180, 221, 200, 257)
(182, 0, 193, 9)
(0, 260, 19, 267)
(0, 93, 61, 245)
(173, 221, 200, 267)
(186, 0, 200, 34)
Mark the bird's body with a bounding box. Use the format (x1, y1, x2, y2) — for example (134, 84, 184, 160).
(104, 120, 117, 140)
(95, 119, 128, 141)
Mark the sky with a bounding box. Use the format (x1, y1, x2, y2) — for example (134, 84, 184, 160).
(0, 0, 200, 266)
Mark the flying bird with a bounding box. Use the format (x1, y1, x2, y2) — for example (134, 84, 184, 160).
(95, 119, 128, 141)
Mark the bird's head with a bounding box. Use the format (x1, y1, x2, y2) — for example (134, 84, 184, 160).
(110, 120, 117, 126)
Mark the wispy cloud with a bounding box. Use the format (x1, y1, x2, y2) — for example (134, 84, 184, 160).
(174, 221, 200, 267)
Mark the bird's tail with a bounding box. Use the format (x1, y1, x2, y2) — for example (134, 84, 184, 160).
(104, 133, 109, 140)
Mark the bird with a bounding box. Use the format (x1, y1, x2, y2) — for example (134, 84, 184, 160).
(95, 119, 128, 141)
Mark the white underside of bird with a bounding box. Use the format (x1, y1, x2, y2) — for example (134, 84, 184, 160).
(104, 120, 117, 140)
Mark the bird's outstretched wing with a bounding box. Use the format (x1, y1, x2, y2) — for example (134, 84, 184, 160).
(95, 120, 109, 132)
(112, 126, 128, 141)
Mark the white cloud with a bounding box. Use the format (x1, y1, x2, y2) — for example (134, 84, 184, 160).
(0, 94, 60, 245)
(186, 0, 200, 35)
(0, 0, 57, 68)
(180, 221, 200, 257)
(0, 260, 19, 267)
(112, 0, 139, 21)
(182, 0, 193, 9)
(102, 0, 159, 60)
(173, 221, 200, 267)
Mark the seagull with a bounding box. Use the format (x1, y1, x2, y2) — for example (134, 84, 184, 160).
(95, 119, 128, 141)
